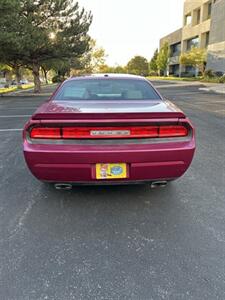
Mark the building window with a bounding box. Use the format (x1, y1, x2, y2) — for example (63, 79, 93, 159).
(185, 66, 197, 76)
(205, 31, 210, 47)
(203, 1, 212, 20)
(185, 13, 192, 26)
(169, 65, 180, 76)
(196, 8, 201, 24)
(170, 42, 181, 57)
(186, 36, 199, 51)
(208, 2, 212, 18)
(193, 8, 201, 25)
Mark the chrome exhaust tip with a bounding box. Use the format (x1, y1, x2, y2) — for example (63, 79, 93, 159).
(54, 183, 73, 190)
(151, 181, 168, 189)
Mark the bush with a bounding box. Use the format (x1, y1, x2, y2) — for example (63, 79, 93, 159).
(204, 70, 225, 82)
(52, 75, 65, 83)
(214, 71, 224, 77)
(219, 75, 225, 84)
(149, 71, 158, 76)
(204, 69, 214, 78)
(180, 72, 196, 78)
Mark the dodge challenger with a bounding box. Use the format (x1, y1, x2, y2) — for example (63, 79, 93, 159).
(23, 74, 195, 189)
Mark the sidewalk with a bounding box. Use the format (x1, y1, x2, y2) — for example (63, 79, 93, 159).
(1, 83, 58, 97)
(153, 81, 203, 89)
(151, 79, 225, 94)
(199, 83, 225, 94)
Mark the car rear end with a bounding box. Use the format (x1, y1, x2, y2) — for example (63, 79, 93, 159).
(23, 75, 195, 185)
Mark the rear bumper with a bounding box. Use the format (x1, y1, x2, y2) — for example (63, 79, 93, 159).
(23, 139, 195, 183)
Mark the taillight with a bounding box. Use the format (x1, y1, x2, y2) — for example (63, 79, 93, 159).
(63, 127, 92, 139)
(130, 126, 158, 138)
(30, 127, 61, 139)
(159, 125, 188, 137)
(29, 125, 188, 139)
(62, 126, 159, 139)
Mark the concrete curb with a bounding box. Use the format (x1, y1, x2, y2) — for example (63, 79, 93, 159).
(152, 79, 225, 94)
(0, 84, 57, 97)
(150, 79, 205, 89)
(199, 84, 225, 95)
(154, 82, 203, 89)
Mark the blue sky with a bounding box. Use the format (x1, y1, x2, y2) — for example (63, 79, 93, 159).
(78, 0, 184, 65)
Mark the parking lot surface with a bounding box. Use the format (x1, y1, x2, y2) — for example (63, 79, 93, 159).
(0, 82, 225, 299)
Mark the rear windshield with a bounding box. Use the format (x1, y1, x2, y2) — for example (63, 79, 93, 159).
(54, 79, 161, 101)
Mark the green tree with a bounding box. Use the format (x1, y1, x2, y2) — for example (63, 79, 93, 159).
(157, 42, 170, 76)
(0, 64, 12, 77)
(98, 64, 127, 74)
(98, 64, 114, 73)
(79, 40, 107, 74)
(127, 56, 149, 76)
(54, 57, 85, 79)
(149, 49, 159, 73)
(0, 1, 23, 86)
(180, 47, 206, 76)
(41, 60, 54, 84)
(0, 64, 12, 85)
(90, 41, 107, 73)
(114, 65, 127, 73)
(40, 59, 70, 84)
(0, 0, 92, 93)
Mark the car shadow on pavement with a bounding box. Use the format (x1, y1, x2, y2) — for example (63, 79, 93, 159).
(24, 181, 184, 245)
(40, 181, 177, 209)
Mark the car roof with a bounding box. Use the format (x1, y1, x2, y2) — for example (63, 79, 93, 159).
(66, 73, 146, 82)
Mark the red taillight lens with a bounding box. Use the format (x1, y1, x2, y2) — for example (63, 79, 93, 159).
(130, 126, 158, 138)
(159, 125, 188, 137)
(62, 127, 91, 139)
(29, 125, 188, 139)
(62, 126, 159, 139)
(30, 127, 61, 139)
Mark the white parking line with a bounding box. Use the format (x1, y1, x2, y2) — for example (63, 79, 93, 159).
(0, 107, 37, 109)
(0, 129, 23, 132)
(161, 92, 202, 97)
(0, 115, 30, 118)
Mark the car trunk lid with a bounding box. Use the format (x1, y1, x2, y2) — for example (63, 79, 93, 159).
(32, 99, 186, 120)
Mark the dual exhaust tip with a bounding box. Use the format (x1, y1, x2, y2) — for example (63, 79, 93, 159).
(54, 181, 168, 190)
(150, 181, 168, 188)
(55, 183, 73, 190)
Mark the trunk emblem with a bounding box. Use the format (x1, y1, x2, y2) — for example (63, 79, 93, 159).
(90, 130, 130, 136)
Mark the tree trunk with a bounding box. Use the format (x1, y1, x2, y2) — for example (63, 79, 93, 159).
(32, 64, 41, 93)
(66, 68, 71, 77)
(44, 70, 48, 84)
(199, 64, 205, 77)
(41, 66, 48, 84)
(14, 66, 22, 88)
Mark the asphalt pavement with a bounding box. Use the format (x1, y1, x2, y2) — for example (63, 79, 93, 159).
(0, 82, 225, 300)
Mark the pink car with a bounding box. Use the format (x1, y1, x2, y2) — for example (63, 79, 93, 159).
(23, 74, 195, 189)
